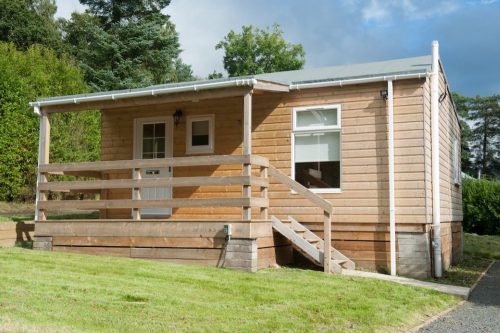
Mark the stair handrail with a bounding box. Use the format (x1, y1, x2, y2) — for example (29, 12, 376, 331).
(267, 165, 333, 273)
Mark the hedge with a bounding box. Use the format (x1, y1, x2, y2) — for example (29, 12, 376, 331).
(462, 178, 500, 235)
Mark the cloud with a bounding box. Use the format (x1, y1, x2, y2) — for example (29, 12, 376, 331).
(361, 0, 461, 23)
(362, 0, 391, 22)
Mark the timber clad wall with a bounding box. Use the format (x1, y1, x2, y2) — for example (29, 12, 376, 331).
(437, 66, 463, 268)
(422, 66, 463, 270)
(101, 79, 435, 270)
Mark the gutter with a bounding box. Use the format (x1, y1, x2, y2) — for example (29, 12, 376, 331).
(29, 79, 258, 108)
(289, 72, 429, 90)
(431, 41, 442, 277)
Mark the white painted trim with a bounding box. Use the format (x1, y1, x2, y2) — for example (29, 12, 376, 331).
(292, 104, 341, 132)
(185, 114, 215, 155)
(290, 104, 342, 193)
(133, 116, 173, 160)
(132, 116, 174, 217)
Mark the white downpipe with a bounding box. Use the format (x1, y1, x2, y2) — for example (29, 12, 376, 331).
(431, 40, 442, 277)
(387, 80, 396, 276)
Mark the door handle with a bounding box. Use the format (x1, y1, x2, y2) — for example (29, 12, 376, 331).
(145, 169, 160, 175)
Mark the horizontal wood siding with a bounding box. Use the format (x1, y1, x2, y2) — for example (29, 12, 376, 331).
(437, 68, 463, 224)
(100, 79, 430, 270)
(101, 96, 247, 219)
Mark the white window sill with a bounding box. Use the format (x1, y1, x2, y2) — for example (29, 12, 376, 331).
(291, 188, 342, 194)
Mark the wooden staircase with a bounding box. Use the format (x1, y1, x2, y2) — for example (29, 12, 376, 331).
(271, 215, 355, 274)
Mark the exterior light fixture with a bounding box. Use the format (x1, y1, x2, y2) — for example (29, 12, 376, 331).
(173, 109, 183, 127)
(380, 89, 388, 100)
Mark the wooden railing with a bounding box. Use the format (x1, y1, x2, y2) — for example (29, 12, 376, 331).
(36, 154, 269, 221)
(268, 165, 333, 273)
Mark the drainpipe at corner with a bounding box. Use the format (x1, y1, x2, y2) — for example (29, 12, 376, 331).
(431, 40, 442, 278)
(387, 80, 396, 276)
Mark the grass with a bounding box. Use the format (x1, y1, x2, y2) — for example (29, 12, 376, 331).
(464, 233, 500, 259)
(425, 233, 499, 287)
(0, 248, 458, 333)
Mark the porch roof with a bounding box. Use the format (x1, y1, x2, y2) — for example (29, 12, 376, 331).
(30, 55, 431, 111)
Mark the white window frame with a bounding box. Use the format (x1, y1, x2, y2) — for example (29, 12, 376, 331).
(186, 115, 215, 154)
(291, 104, 342, 194)
(452, 136, 461, 185)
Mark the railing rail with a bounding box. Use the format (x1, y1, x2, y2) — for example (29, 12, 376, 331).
(268, 165, 333, 273)
(36, 154, 269, 221)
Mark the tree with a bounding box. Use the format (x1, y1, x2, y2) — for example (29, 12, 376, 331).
(207, 71, 224, 80)
(216, 24, 305, 77)
(0, 0, 63, 52)
(468, 95, 500, 177)
(0, 43, 99, 201)
(62, 0, 193, 91)
(452, 92, 473, 174)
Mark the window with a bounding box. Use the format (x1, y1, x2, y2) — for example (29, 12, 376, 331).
(142, 122, 166, 159)
(186, 115, 214, 154)
(452, 136, 461, 185)
(292, 104, 341, 193)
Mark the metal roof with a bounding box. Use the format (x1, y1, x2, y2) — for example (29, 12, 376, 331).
(256, 55, 431, 85)
(31, 55, 431, 107)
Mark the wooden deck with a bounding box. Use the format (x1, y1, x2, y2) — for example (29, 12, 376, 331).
(34, 219, 293, 270)
(34, 154, 336, 272)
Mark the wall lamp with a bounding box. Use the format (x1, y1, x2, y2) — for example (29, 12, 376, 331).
(380, 89, 388, 100)
(173, 109, 183, 127)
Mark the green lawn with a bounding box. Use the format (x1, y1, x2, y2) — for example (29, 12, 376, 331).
(0, 248, 458, 333)
(464, 233, 500, 259)
(426, 233, 499, 287)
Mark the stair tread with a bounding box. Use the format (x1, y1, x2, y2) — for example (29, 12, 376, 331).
(305, 238, 320, 242)
(272, 215, 355, 272)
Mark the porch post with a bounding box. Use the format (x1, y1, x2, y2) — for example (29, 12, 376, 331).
(35, 108, 50, 221)
(242, 91, 252, 220)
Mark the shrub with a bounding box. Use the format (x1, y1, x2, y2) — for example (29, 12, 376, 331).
(0, 42, 100, 201)
(462, 178, 500, 235)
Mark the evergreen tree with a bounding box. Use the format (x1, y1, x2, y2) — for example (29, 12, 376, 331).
(452, 92, 474, 175)
(62, 0, 193, 91)
(469, 95, 500, 177)
(0, 0, 63, 52)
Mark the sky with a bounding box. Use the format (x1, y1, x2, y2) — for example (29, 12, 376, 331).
(55, 0, 500, 96)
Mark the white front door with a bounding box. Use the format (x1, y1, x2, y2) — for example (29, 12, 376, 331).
(134, 117, 173, 217)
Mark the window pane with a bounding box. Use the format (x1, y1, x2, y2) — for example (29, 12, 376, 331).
(192, 135, 209, 146)
(295, 161, 340, 188)
(142, 152, 154, 159)
(296, 108, 337, 128)
(155, 123, 165, 138)
(192, 120, 210, 146)
(295, 132, 340, 162)
(142, 138, 154, 154)
(143, 124, 154, 138)
(192, 120, 209, 136)
(156, 152, 165, 158)
(155, 138, 165, 154)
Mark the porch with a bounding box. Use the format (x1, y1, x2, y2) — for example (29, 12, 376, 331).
(34, 152, 347, 272)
